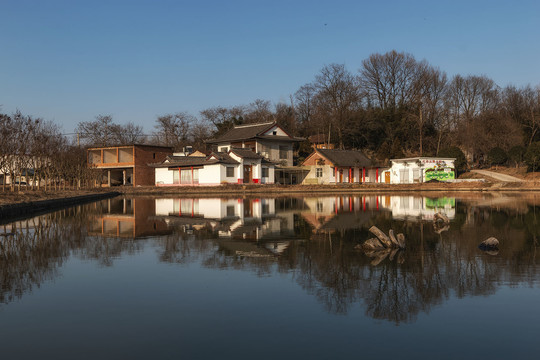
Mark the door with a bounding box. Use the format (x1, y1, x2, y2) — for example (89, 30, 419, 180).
(243, 165, 252, 183)
(385, 172, 390, 184)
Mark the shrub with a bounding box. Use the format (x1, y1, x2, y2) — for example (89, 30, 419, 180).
(438, 146, 467, 174)
(524, 142, 540, 172)
(508, 145, 526, 167)
(488, 147, 508, 166)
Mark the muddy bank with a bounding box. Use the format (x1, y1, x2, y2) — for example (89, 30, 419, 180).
(0, 191, 120, 224)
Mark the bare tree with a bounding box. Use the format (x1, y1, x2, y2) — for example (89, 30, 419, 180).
(245, 99, 273, 123)
(200, 105, 246, 136)
(295, 83, 318, 136)
(314, 63, 360, 149)
(154, 112, 195, 151)
(359, 50, 426, 111)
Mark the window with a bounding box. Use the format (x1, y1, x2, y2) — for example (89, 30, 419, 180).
(226, 167, 235, 177)
(181, 169, 192, 184)
(315, 168, 323, 178)
(219, 146, 229, 152)
(399, 169, 409, 183)
(226, 205, 235, 217)
(173, 170, 180, 184)
(279, 145, 287, 159)
(153, 153, 156, 159)
(273, 131, 277, 135)
(262, 167, 269, 178)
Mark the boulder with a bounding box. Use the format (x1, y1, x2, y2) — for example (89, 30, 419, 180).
(479, 237, 499, 250)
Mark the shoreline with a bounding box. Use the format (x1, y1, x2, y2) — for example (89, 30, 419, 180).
(0, 191, 120, 224)
(1, 181, 539, 215)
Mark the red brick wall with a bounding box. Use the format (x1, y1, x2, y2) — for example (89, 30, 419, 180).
(133, 146, 173, 186)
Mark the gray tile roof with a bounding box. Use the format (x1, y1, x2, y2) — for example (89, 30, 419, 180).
(316, 149, 376, 167)
(150, 152, 239, 168)
(206, 122, 276, 143)
(229, 148, 263, 159)
(206, 122, 303, 144)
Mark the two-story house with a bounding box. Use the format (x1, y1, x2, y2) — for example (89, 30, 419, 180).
(206, 122, 305, 184)
(87, 144, 173, 186)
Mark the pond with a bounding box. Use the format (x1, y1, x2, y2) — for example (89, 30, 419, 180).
(1, 194, 540, 359)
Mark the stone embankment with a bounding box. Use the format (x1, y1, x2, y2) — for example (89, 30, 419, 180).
(0, 191, 119, 223)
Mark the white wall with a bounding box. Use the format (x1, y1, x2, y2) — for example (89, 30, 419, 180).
(155, 167, 174, 185)
(199, 164, 222, 185)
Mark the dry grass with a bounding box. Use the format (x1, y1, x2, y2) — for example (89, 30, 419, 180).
(0, 189, 109, 206)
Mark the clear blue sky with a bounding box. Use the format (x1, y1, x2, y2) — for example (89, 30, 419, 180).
(1, 0, 539, 133)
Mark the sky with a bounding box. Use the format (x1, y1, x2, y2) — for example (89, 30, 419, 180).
(1, 0, 539, 134)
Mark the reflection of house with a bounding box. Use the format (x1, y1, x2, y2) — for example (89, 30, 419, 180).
(302, 149, 383, 184)
(387, 157, 456, 184)
(87, 144, 173, 186)
(88, 197, 170, 238)
(389, 196, 456, 220)
(153, 149, 275, 185)
(155, 198, 295, 242)
(301, 196, 387, 233)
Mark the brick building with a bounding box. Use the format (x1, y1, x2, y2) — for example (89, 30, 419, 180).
(87, 144, 173, 186)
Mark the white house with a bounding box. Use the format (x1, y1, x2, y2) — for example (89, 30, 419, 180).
(152, 149, 275, 186)
(386, 157, 456, 184)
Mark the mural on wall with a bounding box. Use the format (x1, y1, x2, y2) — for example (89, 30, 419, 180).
(423, 160, 455, 182)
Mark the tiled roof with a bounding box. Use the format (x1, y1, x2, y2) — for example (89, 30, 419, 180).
(151, 152, 238, 168)
(229, 148, 263, 159)
(316, 149, 375, 167)
(206, 122, 276, 143)
(208, 152, 239, 164)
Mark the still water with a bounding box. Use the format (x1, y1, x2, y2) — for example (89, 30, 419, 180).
(1, 194, 540, 359)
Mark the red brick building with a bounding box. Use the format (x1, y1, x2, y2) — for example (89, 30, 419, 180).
(87, 144, 173, 186)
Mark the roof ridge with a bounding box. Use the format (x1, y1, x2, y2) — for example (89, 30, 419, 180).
(233, 121, 275, 129)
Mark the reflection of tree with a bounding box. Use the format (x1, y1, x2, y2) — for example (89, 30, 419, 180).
(2, 196, 540, 325)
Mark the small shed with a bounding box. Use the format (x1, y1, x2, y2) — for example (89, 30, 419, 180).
(301, 149, 382, 184)
(387, 157, 456, 184)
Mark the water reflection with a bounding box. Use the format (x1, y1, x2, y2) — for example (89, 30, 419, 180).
(1, 194, 540, 324)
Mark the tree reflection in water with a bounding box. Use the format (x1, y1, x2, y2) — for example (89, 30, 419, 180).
(1, 195, 540, 324)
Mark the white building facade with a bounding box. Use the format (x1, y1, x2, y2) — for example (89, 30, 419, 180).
(387, 157, 456, 184)
(153, 150, 274, 186)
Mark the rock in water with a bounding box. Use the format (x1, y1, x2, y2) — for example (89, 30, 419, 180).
(434, 212, 450, 223)
(369, 226, 392, 248)
(479, 237, 499, 250)
(388, 229, 400, 247)
(362, 237, 385, 251)
(396, 233, 406, 249)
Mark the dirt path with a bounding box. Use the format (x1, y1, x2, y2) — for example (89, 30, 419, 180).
(471, 170, 524, 182)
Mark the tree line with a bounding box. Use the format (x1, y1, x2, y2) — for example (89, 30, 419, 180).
(2, 49, 540, 190)
(75, 50, 540, 169)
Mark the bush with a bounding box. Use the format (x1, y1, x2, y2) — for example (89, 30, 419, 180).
(438, 146, 467, 174)
(508, 145, 526, 167)
(488, 147, 508, 166)
(524, 142, 540, 172)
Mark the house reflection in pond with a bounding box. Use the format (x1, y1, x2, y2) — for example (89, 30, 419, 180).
(88, 197, 171, 238)
(389, 196, 455, 221)
(155, 198, 297, 252)
(301, 195, 389, 234)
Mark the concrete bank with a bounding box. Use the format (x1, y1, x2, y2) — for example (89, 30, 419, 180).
(116, 183, 539, 197)
(0, 191, 120, 223)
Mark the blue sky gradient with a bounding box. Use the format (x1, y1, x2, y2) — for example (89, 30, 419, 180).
(1, 0, 539, 132)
